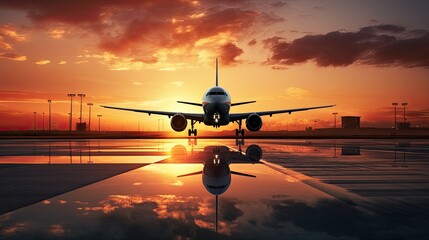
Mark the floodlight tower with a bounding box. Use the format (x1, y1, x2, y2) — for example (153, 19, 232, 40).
(97, 114, 102, 132)
(87, 103, 93, 131)
(33, 112, 37, 131)
(42, 112, 45, 131)
(392, 102, 398, 129)
(48, 100, 52, 131)
(332, 112, 338, 128)
(67, 94, 76, 131)
(78, 94, 86, 123)
(402, 102, 408, 124)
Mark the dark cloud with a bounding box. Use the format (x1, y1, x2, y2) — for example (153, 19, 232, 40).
(248, 39, 257, 46)
(219, 42, 243, 65)
(0, 0, 195, 25)
(359, 24, 406, 34)
(220, 198, 243, 222)
(270, 1, 287, 8)
(312, 6, 325, 10)
(260, 12, 285, 24)
(263, 24, 429, 68)
(405, 110, 429, 118)
(263, 199, 393, 238)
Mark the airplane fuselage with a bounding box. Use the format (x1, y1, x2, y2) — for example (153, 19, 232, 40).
(202, 86, 231, 127)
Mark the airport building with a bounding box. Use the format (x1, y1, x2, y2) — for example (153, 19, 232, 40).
(397, 122, 410, 129)
(341, 116, 361, 129)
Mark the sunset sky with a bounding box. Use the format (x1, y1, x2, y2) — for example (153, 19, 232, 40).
(1, 0, 429, 131)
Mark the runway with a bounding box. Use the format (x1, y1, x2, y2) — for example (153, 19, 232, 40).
(0, 139, 428, 239)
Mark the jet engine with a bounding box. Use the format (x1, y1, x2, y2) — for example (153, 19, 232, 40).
(246, 114, 262, 131)
(246, 144, 263, 162)
(170, 114, 188, 132)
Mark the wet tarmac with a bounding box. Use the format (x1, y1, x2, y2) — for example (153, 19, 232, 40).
(0, 139, 428, 239)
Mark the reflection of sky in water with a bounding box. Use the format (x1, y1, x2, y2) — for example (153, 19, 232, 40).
(0, 162, 338, 239)
(1, 139, 429, 239)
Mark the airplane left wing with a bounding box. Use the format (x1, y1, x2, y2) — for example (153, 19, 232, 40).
(229, 104, 335, 121)
(101, 105, 204, 121)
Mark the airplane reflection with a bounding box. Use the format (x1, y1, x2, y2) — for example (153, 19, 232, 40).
(164, 144, 263, 232)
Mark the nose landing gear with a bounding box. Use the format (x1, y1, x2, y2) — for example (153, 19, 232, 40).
(213, 113, 220, 128)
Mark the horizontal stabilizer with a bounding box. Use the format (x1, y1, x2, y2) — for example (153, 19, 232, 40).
(231, 101, 256, 106)
(231, 171, 256, 178)
(177, 171, 203, 178)
(177, 101, 202, 107)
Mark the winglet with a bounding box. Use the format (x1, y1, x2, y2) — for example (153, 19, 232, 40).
(215, 58, 218, 87)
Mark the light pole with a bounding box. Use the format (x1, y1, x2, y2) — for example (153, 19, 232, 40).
(42, 112, 45, 131)
(392, 102, 398, 129)
(87, 103, 93, 131)
(78, 93, 85, 123)
(332, 112, 338, 128)
(48, 100, 52, 131)
(33, 112, 37, 131)
(402, 102, 408, 125)
(67, 94, 76, 131)
(97, 114, 102, 132)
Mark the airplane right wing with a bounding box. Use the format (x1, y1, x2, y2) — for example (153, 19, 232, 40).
(101, 105, 204, 121)
(178, 100, 256, 107)
(229, 104, 335, 121)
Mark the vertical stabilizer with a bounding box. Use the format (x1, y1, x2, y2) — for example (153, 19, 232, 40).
(215, 58, 218, 86)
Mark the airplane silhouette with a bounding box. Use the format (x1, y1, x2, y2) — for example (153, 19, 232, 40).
(102, 59, 334, 136)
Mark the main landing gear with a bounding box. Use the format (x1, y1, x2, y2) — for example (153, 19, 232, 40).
(235, 119, 245, 137)
(188, 120, 197, 136)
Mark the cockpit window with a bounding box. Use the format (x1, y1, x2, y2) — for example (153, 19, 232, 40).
(207, 92, 227, 96)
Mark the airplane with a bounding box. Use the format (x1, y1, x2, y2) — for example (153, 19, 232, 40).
(101, 58, 335, 136)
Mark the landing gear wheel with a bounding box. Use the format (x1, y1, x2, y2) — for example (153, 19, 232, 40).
(235, 119, 244, 137)
(188, 120, 197, 137)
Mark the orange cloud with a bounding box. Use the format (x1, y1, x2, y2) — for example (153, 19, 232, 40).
(285, 87, 310, 99)
(0, 1, 283, 67)
(0, 24, 26, 50)
(48, 28, 65, 39)
(35, 60, 51, 65)
(0, 52, 27, 61)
